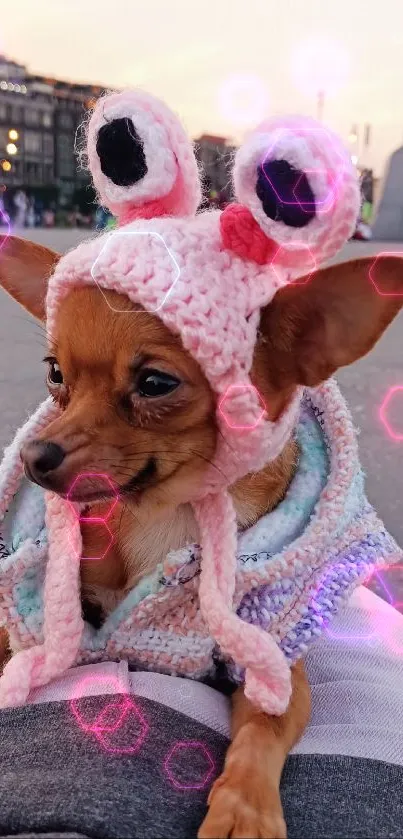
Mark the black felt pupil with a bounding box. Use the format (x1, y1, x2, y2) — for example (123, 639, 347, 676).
(137, 370, 180, 398)
(96, 117, 148, 187)
(256, 159, 316, 228)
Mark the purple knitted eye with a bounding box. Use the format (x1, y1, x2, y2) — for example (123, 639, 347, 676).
(96, 118, 148, 187)
(256, 159, 316, 228)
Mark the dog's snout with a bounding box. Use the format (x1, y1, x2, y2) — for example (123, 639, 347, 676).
(21, 440, 66, 484)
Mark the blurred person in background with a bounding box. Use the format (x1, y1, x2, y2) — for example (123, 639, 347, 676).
(13, 189, 28, 227)
(95, 204, 114, 229)
(0, 188, 9, 226)
(43, 205, 55, 228)
(26, 197, 36, 228)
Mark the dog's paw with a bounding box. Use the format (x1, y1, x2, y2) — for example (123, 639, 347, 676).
(198, 770, 287, 839)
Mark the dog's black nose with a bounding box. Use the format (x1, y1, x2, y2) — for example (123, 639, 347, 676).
(20, 440, 66, 483)
(96, 117, 148, 187)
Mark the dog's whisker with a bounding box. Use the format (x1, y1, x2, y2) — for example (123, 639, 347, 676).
(189, 449, 226, 478)
(16, 315, 55, 345)
(119, 502, 141, 526)
(94, 458, 185, 473)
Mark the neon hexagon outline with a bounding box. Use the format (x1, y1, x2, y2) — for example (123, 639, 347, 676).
(66, 472, 120, 522)
(292, 168, 340, 215)
(218, 383, 267, 430)
(261, 126, 347, 215)
(379, 386, 403, 442)
(70, 674, 132, 731)
(368, 252, 403, 297)
(70, 675, 149, 754)
(324, 563, 403, 647)
(90, 230, 181, 313)
(270, 242, 317, 286)
(164, 741, 215, 790)
(0, 210, 11, 253)
(67, 520, 115, 562)
(372, 565, 401, 605)
(96, 703, 150, 754)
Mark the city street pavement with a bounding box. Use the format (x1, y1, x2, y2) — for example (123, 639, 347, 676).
(0, 229, 402, 604)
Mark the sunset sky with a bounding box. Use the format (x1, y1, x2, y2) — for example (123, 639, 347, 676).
(1, 0, 403, 176)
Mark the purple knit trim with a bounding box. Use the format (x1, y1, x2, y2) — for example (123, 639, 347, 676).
(227, 528, 398, 682)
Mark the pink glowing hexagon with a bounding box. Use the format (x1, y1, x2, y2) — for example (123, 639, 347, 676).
(164, 741, 215, 790)
(218, 384, 266, 430)
(70, 676, 149, 754)
(0, 210, 11, 254)
(71, 675, 132, 731)
(368, 252, 403, 297)
(96, 704, 149, 754)
(324, 566, 403, 649)
(261, 126, 347, 217)
(379, 386, 403, 442)
(263, 162, 337, 215)
(293, 168, 340, 214)
(72, 694, 130, 733)
(371, 564, 403, 606)
(90, 230, 180, 313)
(270, 242, 317, 286)
(67, 472, 120, 522)
(68, 519, 115, 562)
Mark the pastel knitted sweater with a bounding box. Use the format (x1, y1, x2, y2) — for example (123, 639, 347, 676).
(0, 381, 400, 688)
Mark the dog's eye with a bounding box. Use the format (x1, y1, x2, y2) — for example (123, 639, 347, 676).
(136, 369, 180, 398)
(46, 359, 64, 386)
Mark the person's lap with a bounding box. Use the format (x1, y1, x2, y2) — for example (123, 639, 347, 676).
(0, 586, 402, 839)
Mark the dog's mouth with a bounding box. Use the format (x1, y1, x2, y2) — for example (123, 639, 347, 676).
(26, 457, 158, 503)
(66, 457, 158, 502)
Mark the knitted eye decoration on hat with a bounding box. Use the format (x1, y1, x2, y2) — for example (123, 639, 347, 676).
(87, 90, 201, 224)
(221, 115, 358, 272)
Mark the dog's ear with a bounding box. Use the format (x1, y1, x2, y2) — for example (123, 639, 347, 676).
(0, 235, 60, 321)
(259, 256, 403, 388)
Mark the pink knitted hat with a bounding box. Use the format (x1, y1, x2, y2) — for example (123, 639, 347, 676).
(0, 90, 360, 712)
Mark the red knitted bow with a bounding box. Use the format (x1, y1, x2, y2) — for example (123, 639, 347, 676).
(220, 203, 278, 265)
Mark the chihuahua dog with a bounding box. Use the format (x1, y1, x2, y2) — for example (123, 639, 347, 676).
(0, 234, 402, 838)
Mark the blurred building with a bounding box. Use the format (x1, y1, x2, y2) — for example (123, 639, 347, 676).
(0, 58, 238, 218)
(194, 134, 237, 206)
(0, 55, 109, 212)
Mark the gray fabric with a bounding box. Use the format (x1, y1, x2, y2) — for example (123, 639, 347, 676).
(284, 754, 403, 839)
(0, 696, 402, 838)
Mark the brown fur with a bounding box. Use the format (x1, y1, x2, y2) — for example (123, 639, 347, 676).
(1, 234, 403, 838)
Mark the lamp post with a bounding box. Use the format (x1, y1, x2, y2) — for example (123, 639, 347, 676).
(291, 37, 350, 124)
(348, 125, 359, 169)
